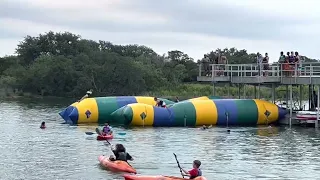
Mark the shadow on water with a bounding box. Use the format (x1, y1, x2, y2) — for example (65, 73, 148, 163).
(1, 99, 320, 179)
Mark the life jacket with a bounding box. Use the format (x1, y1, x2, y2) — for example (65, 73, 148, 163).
(190, 169, 202, 179)
(103, 126, 111, 133)
(117, 152, 127, 161)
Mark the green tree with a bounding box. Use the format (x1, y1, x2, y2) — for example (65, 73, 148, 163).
(0, 31, 318, 99)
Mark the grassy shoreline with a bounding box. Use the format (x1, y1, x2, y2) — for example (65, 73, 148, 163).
(0, 83, 311, 102)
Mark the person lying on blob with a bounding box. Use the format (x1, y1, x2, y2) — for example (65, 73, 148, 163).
(79, 89, 93, 102)
(109, 144, 134, 162)
(200, 125, 212, 130)
(40, 121, 46, 129)
(159, 100, 166, 108)
(154, 97, 166, 108)
(102, 123, 113, 135)
(181, 160, 202, 179)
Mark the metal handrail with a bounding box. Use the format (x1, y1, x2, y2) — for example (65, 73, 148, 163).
(198, 62, 320, 78)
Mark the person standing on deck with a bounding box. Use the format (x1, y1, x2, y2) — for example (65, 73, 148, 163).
(262, 53, 269, 76)
(295, 52, 302, 76)
(256, 53, 263, 76)
(279, 51, 286, 76)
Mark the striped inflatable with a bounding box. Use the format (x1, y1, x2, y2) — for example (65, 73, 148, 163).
(183, 96, 222, 101)
(58, 96, 175, 124)
(58, 102, 79, 123)
(110, 99, 287, 126)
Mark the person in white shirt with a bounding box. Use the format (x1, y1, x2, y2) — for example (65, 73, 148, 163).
(79, 89, 93, 102)
(256, 53, 263, 76)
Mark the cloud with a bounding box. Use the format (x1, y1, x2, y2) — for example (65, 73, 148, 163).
(0, 0, 319, 60)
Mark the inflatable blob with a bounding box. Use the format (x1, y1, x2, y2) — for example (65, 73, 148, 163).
(166, 96, 222, 108)
(110, 99, 287, 126)
(186, 96, 222, 102)
(58, 102, 79, 123)
(59, 96, 174, 124)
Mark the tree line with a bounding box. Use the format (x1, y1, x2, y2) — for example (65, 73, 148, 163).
(0, 31, 318, 98)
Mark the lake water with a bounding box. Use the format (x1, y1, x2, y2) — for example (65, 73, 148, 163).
(1, 98, 320, 180)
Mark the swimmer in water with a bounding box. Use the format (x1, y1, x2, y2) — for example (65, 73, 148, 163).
(40, 121, 46, 129)
(200, 125, 212, 130)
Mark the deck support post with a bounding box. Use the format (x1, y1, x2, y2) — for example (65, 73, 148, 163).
(227, 83, 230, 98)
(238, 84, 241, 99)
(254, 85, 257, 99)
(258, 84, 260, 99)
(299, 85, 303, 110)
(212, 82, 216, 96)
(271, 84, 275, 103)
(289, 85, 293, 128)
(316, 86, 319, 128)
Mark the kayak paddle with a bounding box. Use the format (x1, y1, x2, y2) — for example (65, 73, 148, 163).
(106, 139, 111, 146)
(95, 127, 102, 135)
(85, 132, 95, 135)
(173, 153, 185, 178)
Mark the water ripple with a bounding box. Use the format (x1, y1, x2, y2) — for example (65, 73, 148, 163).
(1, 101, 320, 180)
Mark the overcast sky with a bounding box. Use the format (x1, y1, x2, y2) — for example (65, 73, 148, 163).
(1, 0, 319, 62)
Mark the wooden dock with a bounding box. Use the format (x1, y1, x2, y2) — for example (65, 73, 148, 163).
(196, 62, 320, 128)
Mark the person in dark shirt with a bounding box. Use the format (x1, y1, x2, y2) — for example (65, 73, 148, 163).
(154, 97, 166, 108)
(175, 96, 180, 103)
(109, 144, 133, 162)
(181, 160, 202, 179)
(40, 121, 46, 129)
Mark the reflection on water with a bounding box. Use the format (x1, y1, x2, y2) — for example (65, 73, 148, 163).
(0, 99, 320, 180)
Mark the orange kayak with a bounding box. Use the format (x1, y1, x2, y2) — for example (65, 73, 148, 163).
(98, 155, 136, 174)
(97, 134, 113, 141)
(123, 174, 207, 180)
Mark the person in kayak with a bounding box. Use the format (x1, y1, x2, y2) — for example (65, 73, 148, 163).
(181, 160, 202, 179)
(102, 123, 113, 135)
(79, 89, 93, 102)
(109, 144, 134, 162)
(40, 121, 46, 129)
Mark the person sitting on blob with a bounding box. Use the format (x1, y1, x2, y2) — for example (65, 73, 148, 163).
(154, 97, 160, 105)
(181, 160, 202, 179)
(102, 123, 113, 135)
(40, 121, 46, 129)
(109, 144, 134, 162)
(154, 97, 166, 108)
(159, 100, 166, 108)
(79, 89, 93, 102)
